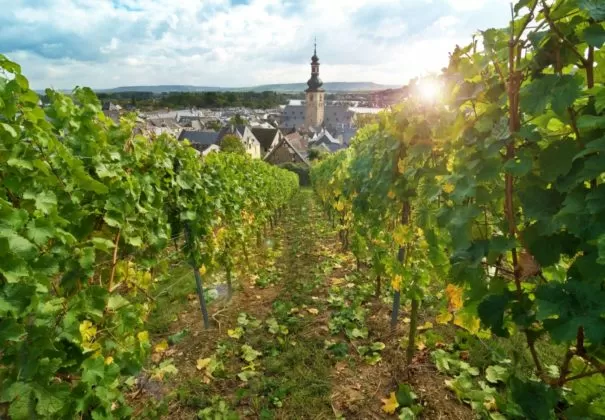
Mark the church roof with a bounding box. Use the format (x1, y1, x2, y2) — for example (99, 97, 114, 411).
(306, 41, 323, 92)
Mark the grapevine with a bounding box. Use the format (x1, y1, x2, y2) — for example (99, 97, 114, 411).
(0, 55, 298, 419)
(312, 0, 605, 416)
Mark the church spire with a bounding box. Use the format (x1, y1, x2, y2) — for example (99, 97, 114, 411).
(307, 39, 323, 92)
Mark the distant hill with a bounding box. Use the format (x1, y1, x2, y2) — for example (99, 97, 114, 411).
(97, 82, 399, 94)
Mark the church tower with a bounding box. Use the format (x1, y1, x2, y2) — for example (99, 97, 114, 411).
(304, 40, 325, 129)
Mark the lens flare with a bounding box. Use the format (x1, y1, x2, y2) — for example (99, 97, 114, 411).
(418, 79, 441, 102)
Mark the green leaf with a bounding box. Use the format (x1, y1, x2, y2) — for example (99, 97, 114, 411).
(91, 237, 115, 253)
(583, 23, 605, 48)
(237, 370, 258, 382)
(81, 356, 105, 385)
(485, 365, 509, 383)
(33, 383, 69, 417)
(7, 233, 37, 258)
(168, 328, 189, 345)
(23, 190, 57, 214)
(580, 0, 605, 20)
(241, 345, 261, 362)
(0, 318, 26, 342)
(78, 247, 96, 271)
(508, 377, 558, 420)
(594, 86, 605, 114)
(1, 123, 18, 138)
(107, 295, 130, 310)
(396, 384, 418, 407)
(370, 341, 386, 351)
(503, 150, 533, 176)
(126, 236, 143, 247)
(539, 139, 577, 182)
(514, 0, 533, 14)
(577, 115, 605, 131)
(4, 382, 33, 420)
(7, 158, 33, 170)
(26, 220, 54, 245)
(478, 294, 510, 337)
(521, 75, 582, 116)
(573, 135, 605, 161)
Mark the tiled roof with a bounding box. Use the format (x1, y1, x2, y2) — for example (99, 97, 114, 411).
(251, 127, 280, 150)
(178, 130, 220, 146)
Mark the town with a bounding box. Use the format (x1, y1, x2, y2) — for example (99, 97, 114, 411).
(99, 44, 408, 168)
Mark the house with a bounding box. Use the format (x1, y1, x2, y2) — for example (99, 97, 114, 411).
(251, 127, 282, 157)
(218, 125, 261, 159)
(285, 131, 309, 158)
(178, 130, 221, 155)
(308, 128, 345, 152)
(264, 135, 309, 166)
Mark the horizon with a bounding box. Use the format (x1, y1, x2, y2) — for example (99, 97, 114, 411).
(2, 0, 512, 91)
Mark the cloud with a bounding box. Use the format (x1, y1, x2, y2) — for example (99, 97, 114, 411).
(0, 0, 512, 89)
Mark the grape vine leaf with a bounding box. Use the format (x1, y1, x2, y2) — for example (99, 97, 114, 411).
(381, 392, 399, 414)
(539, 139, 577, 182)
(508, 377, 558, 420)
(521, 75, 582, 116)
(485, 365, 509, 384)
(478, 294, 510, 337)
(579, 0, 605, 20)
(583, 24, 605, 48)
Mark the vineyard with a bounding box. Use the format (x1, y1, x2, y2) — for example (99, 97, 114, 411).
(312, 0, 605, 418)
(1, 0, 605, 419)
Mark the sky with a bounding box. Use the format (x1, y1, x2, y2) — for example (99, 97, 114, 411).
(0, 0, 513, 90)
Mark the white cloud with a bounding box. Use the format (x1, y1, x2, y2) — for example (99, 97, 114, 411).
(0, 0, 512, 89)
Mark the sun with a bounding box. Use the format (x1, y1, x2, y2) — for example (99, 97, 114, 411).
(417, 78, 442, 102)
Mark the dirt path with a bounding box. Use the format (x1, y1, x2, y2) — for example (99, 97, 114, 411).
(133, 189, 472, 419)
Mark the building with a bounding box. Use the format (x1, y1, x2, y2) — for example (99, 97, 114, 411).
(217, 125, 261, 159)
(178, 130, 221, 155)
(308, 128, 346, 152)
(251, 127, 282, 157)
(264, 135, 309, 166)
(279, 43, 382, 144)
(304, 41, 325, 129)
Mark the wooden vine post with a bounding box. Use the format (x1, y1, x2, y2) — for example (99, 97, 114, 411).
(184, 223, 210, 329)
(391, 201, 410, 330)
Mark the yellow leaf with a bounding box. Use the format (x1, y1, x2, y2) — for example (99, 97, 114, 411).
(335, 200, 345, 212)
(196, 358, 211, 370)
(381, 392, 400, 414)
(403, 317, 411, 324)
(387, 190, 396, 199)
(484, 396, 497, 411)
(443, 183, 455, 194)
(391, 274, 402, 292)
(392, 225, 410, 247)
(199, 264, 207, 276)
(435, 311, 453, 324)
(154, 339, 169, 354)
(454, 312, 481, 335)
(79, 320, 97, 342)
(104, 356, 114, 365)
(228, 328, 243, 339)
(137, 331, 149, 343)
(307, 308, 319, 315)
(445, 284, 463, 311)
(397, 158, 405, 174)
(418, 321, 433, 331)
